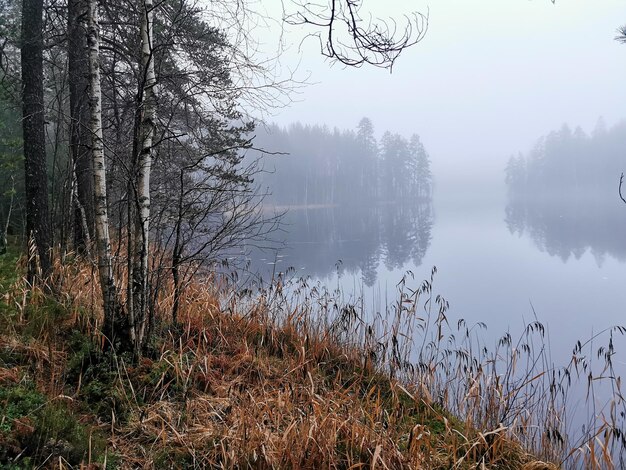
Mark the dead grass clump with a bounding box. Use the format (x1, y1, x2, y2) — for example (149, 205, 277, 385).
(63, 270, 538, 469)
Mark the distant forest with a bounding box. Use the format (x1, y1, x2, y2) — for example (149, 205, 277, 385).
(245, 118, 434, 283)
(504, 120, 626, 263)
(505, 119, 626, 199)
(253, 118, 432, 206)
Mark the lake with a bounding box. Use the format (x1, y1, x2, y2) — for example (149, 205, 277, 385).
(243, 187, 626, 451)
(247, 192, 626, 361)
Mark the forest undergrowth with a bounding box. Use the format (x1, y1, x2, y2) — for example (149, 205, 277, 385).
(0, 247, 624, 469)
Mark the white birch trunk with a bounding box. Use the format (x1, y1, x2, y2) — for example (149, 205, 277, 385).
(87, 0, 117, 341)
(133, 0, 156, 346)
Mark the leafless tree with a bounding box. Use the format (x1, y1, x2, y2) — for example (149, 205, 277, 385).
(127, 0, 157, 353)
(87, 0, 125, 349)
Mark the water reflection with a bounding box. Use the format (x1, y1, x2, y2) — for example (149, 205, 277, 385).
(505, 195, 626, 264)
(248, 201, 433, 285)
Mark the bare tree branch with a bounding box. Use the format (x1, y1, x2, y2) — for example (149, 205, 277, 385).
(285, 0, 428, 70)
(616, 25, 626, 44)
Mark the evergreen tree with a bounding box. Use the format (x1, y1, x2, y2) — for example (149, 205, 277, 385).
(21, 0, 51, 279)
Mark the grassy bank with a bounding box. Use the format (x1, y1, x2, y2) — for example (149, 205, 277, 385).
(0, 248, 614, 468)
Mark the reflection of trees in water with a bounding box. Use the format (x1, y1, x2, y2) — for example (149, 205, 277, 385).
(505, 120, 626, 264)
(382, 203, 432, 270)
(505, 196, 626, 264)
(249, 202, 433, 286)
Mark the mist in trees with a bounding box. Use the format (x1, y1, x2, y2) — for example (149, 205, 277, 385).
(243, 118, 434, 285)
(504, 119, 626, 200)
(504, 120, 626, 263)
(0, 90, 22, 255)
(254, 118, 432, 207)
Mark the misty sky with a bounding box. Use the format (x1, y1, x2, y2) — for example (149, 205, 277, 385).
(250, 1, 626, 194)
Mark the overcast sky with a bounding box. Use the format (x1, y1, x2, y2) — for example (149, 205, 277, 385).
(251, 1, 626, 193)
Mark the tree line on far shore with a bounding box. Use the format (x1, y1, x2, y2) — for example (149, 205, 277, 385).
(254, 118, 433, 207)
(505, 119, 626, 200)
(504, 119, 626, 264)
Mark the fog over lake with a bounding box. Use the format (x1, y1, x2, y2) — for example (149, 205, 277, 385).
(241, 4, 626, 365)
(240, 118, 626, 396)
(247, 189, 626, 364)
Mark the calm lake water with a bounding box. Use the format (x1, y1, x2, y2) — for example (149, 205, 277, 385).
(242, 187, 626, 456)
(246, 190, 626, 370)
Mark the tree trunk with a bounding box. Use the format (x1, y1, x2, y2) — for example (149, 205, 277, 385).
(171, 169, 184, 325)
(21, 0, 51, 280)
(132, 0, 156, 349)
(68, 0, 94, 254)
(87, 0, 119, 346)
(0, 176, 15, 256)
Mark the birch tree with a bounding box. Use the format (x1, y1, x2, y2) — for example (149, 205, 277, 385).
(87, 0, 122, 347)
(129, 0, 156, 349)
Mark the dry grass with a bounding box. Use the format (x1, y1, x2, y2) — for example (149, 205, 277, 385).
(0, 253, 624, 468)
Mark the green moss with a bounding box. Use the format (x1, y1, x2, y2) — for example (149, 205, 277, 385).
(101, 452, 122, 469)
(22, 297, 69, 339)
(0, 383, 46, 435)
(66, 330, 100, 379)
(0, 381, 107, 466)
(35, 401, 107, 464)
(0, 244, 21, 322)
(0, 244, 20, 292)
(153, 447, 195, 468)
